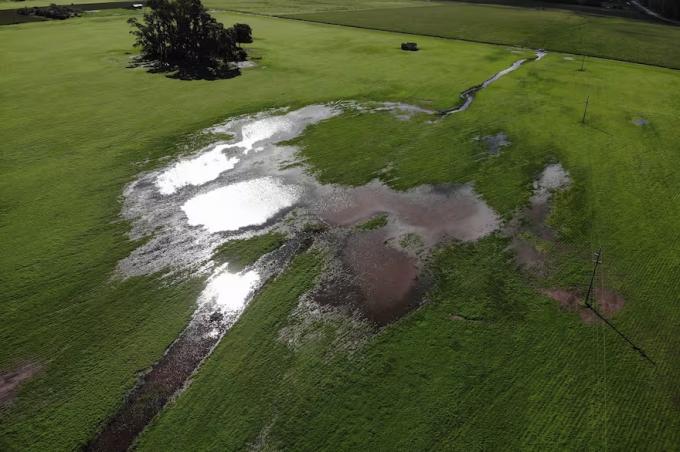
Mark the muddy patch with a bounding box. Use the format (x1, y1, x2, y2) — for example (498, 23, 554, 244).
(540, 288, 595, 323)
(342, 230, 420, 324)
(310, 181, 499, 323)
(87, 237, 306, 451)
(0, 362, 41, 406)
(320, 182, 500, 245)
(308, 180, 499, 325)
(102, 95, 515, 447)
(474, 132, 511, 156)
(506, 163, 571, 274)
(594, 287, 625, 316)
(541, 287, 625, 324)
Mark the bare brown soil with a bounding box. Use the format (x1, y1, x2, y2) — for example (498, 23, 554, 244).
(540, 287, 625, 324)
(595, 287, 625, 316)
(0, 362, 41, 406)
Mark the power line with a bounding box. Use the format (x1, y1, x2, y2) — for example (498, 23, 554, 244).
(584, 249, 656, 366)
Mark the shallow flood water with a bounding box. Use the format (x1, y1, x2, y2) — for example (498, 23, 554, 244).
(320, 181, 500, 244)
(342, 230, 420, 324)
(96, 47, 549, 448)
(182, 177, 300, 233)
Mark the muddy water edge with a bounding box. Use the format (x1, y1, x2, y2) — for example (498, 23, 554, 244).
(87, 48, 548, 449)
(85, 236, 312, 451)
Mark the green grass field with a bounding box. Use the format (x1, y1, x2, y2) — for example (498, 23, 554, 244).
(1, 3, 680, 451)
(136, 17, 680, 450)
(0, 9, 532, 450)
(287, 2, 680, 69)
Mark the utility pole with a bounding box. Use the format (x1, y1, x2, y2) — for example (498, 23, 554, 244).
(584, 248, 602, 307)
(582, 248, 656, 366)
(581, 96, 590, 124)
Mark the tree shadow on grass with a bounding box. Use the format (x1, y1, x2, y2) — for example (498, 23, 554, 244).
(127, 57, 242, 80)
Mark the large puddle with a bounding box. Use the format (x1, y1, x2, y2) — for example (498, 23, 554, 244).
(94, 49, 547, 450)
(98, 103, 501, 449)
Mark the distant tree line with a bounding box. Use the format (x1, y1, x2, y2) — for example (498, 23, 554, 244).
(18, 3, 80, 20)
(640, 0, 680, 19)
(127, 0, 253, 79)
(539, 0, 622, 6)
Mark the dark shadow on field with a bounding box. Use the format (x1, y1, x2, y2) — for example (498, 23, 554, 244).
(127, 57, 242, 81)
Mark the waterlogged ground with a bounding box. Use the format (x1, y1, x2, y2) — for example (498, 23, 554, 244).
(120, 101, 503, 331)
(100, 76, 616, 448)
(97, 101, 505, 449)
(95, 48, 635, 448)
(5, 7, 680, 451)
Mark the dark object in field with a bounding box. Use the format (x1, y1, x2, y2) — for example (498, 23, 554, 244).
(17, 3, 80, 20)
(127, 0, 252, 79)
(401, 42, 418, 51)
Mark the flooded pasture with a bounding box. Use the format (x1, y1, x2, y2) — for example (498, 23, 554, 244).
(506, 162, 571, 274)
(95, 48, 549, 448)
(320, 181, 500, 245)
(100, 102, 503, 449)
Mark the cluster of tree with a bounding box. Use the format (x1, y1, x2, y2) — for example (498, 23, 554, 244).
(18, 3, 80, 20)
(540, 0, 616, 6)
(640, 0, 680, 19)
(127, 0, 253, 79)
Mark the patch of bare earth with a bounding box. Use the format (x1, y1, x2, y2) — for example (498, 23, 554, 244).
(540, 288, 625, 324)
(0, 362, 41, 406)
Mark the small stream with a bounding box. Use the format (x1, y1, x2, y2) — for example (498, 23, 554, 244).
(439, 50, 546, 115)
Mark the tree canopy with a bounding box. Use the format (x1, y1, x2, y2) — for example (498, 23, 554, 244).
(127, 0, 252, 79)
(18, 4, 80, 20)
(641, 0, 680, 20)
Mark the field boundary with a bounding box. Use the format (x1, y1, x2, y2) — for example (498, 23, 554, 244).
(438, 0, 661, 22)
(266, 9, 680, 72)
